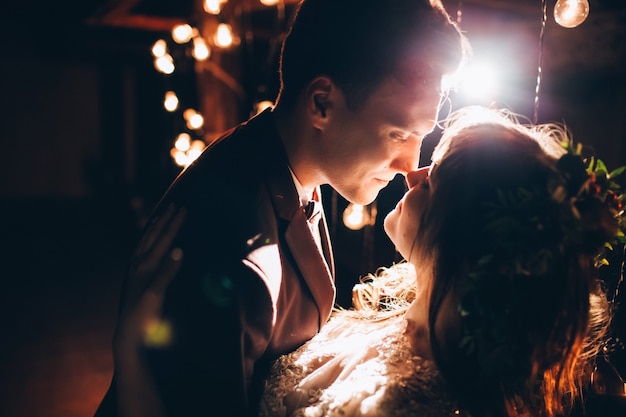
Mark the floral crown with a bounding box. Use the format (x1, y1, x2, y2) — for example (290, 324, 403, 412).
(557, 142, 626, 264)
(458, 140, 625, 384)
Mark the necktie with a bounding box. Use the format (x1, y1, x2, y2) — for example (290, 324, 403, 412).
(304, 200, 320, 222)
(303, 200, 324, 252)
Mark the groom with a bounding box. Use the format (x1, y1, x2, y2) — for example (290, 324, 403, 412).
(94, 1, 470, 416)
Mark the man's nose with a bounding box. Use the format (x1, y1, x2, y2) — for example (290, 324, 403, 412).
(392, 141, 422, 175)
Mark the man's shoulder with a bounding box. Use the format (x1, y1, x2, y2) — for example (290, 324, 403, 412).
(186, 112, 284, 181)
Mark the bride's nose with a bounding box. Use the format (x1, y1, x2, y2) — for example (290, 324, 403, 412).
(405, 166, 430, 189)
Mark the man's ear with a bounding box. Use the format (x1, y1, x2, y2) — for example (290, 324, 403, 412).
(306, 76, 333, 129)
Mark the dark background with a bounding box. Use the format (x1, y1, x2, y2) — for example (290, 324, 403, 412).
(0, 1, 625, 416)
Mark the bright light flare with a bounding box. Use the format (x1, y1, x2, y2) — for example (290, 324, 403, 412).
(458, 60, 499, 103)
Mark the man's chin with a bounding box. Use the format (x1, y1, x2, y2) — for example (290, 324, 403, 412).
(335, 185, 381, 206)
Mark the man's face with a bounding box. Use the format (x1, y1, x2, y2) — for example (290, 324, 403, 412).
(318, 75, 443, 205)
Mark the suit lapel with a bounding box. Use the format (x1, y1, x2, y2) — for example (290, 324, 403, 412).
(262, 133, 336, 327)
(318, 206, 335, 279)
(284, 208, 336, 327)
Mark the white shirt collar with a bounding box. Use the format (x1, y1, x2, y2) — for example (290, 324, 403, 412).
(288, 166, 314, 206)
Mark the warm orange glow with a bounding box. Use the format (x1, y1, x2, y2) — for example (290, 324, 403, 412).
(554, 0, 589, 28)
(192, 36, 211, 61)
(171, 148, 189, 167)
(203, 0, 225, 14)
(172, 24, 194, 44)
(154, 55, 175, 74)
(187, 148, 203, 162)
(164, 91, 179, 112)
(214, 23, 234, 48)
(171, 138, 206, 168)
(174, 133, 191, 151)
(183, 108, 197, 121)
(183, 109, 204, 131)
(254, 100, 274, 114)
(343, 203, 370, 230)
(151, 39, 167, 57)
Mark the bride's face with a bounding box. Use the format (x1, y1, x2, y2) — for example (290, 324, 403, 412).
(383, 166, 431, 260)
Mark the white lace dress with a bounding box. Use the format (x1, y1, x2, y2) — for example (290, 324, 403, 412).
(259, 311, 459, 417)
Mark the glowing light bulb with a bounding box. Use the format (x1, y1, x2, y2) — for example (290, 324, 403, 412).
(174, 133, 191, 151)
(172, 24, 194, 44)
(458, 60, 499, 103)
(214, 23, 234, 48)
(183, 109, 201, 128)
(171, 148, 189, 167)
(151, 39, 167, 57)
(187, 140, 206, 165)
(260, 0, 280, 5)
(154, 54, 175, 74)
(343, 203, 371, 231)
(192, 36, 211, 61)
(204, 0, 223, 14)
(164, 91, 179, 112)
(554, 0, 589, 29)
(187, 113, 204, 130)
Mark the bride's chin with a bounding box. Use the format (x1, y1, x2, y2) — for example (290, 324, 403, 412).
(383, 211, 396, 240)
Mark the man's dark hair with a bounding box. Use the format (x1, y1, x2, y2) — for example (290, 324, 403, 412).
(277, 0, 469, 110)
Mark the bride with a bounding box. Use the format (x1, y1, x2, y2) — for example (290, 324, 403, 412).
(258, 106, 622, 417)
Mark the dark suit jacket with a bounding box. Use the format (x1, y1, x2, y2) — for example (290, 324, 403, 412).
(95, 109, 336, 417)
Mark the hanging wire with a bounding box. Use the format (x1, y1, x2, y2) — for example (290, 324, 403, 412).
(533, 0, 547, 124)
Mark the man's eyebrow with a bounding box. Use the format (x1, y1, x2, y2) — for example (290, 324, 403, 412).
(390, 121, 422, 136)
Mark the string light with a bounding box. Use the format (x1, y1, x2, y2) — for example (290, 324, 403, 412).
(204, 0, 227, 15)
(342, 203, 376, 231)
(192, 36, 211, 61)
(152, 0, 290, 168)
(174, 133, 191, 152)
(170, 135, 206, 168)
(154, 54, 175, 74)
(214, 23, 234, 48)
(183, 108, 204, 130)
(151, 39, 167, 57)
(554, 0, 590, 28)
(172, 24, 194, 44)
(534, 0, 547, 124)
(163, 91, 179, 112)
